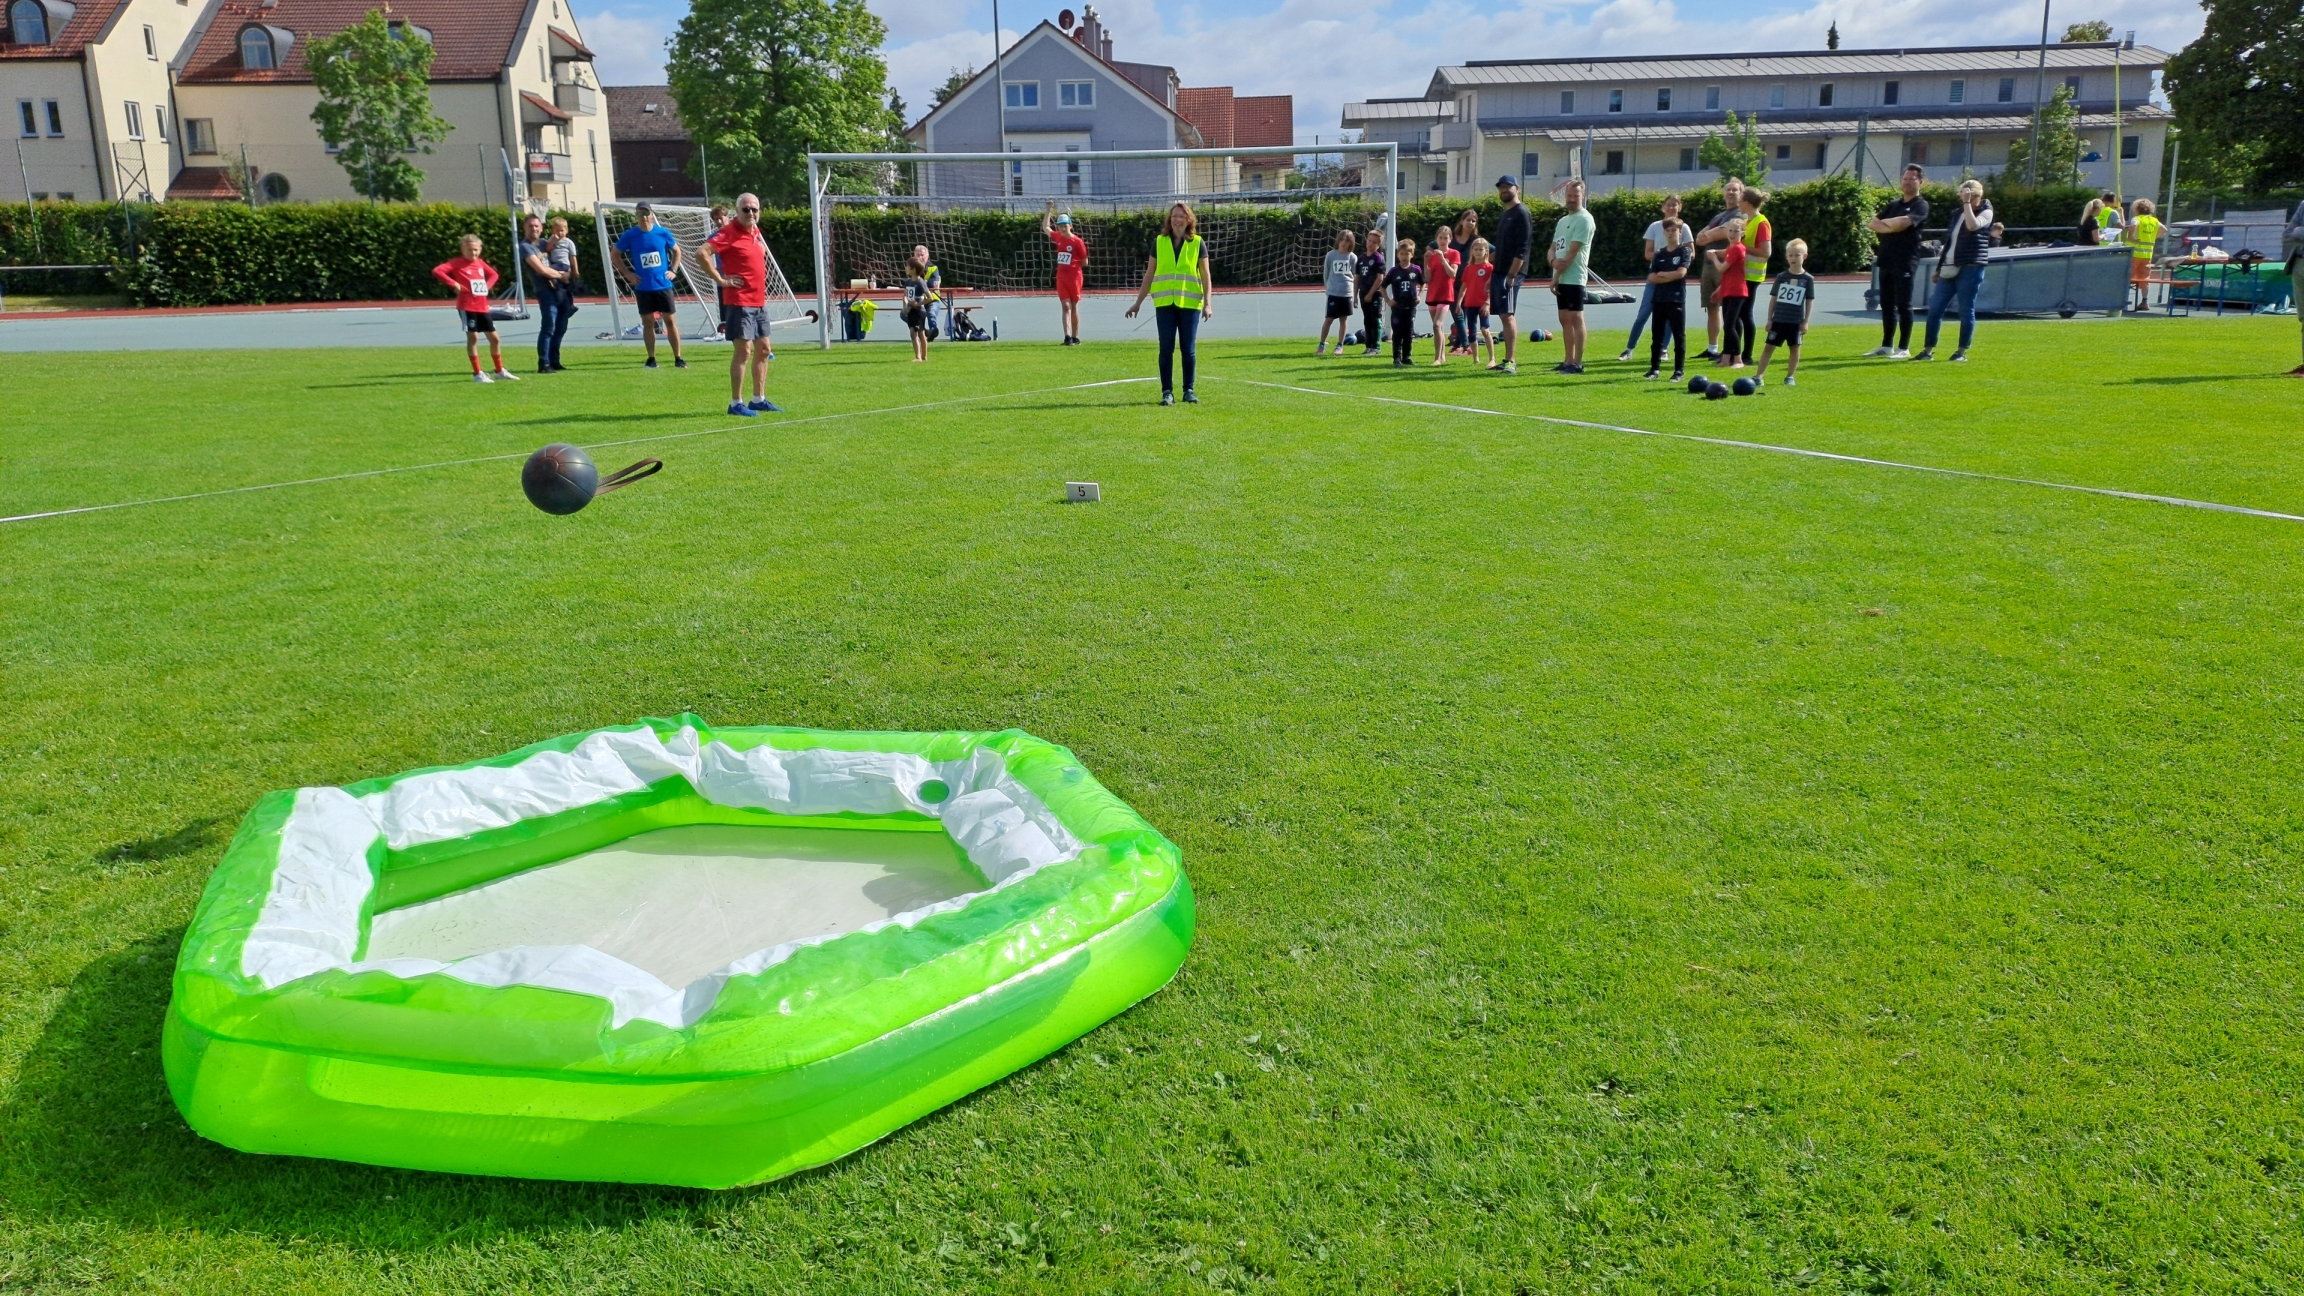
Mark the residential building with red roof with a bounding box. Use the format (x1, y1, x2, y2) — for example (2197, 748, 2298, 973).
(1, 0, 615, 204)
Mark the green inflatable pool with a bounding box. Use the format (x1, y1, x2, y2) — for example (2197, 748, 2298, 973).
(163, 716, 1192, 1188)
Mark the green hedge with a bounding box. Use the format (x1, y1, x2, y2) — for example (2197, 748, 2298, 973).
(0, 179, 2129, 308)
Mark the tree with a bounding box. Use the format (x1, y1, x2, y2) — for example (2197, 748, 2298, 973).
(667, 0, 892, 207)
(2060, 20, 2113, 40)
(2163, 0, 2304, 193)
(1826, 21, 1840, 49)
(307, 10, 452, 202)
(931, 67, 976, 110)
(1699, 111, 1769, 184)
(2004, 85, 2081, 187)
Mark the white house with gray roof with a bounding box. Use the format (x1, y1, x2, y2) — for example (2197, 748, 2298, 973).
(1346, 41, 2170, 203)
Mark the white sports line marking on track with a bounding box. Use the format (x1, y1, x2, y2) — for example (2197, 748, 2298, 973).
(1227, 378, 2304, 525)
(0, 378, 1157, 525)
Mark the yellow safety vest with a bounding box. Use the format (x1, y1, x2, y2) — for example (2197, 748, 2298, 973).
(1743, 213, 1770, 281)
(1151, 235, 1205, 309)
(2129, 215, 2160, 259)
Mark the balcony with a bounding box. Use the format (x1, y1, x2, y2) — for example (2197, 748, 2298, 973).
(553, 81, 597, 116)
(526, 151, 573, 184)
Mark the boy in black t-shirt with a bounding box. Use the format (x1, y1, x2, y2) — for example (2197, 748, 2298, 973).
(1356, 232, 1388, 355)
(1644, 217, 1694, 380)
(1754, 238, 1817, 388)
(1382, 240, 1425, 366)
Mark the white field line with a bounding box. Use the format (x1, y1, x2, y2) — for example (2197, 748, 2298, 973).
(0, 378, 1156, 526)
(1224, 379, 2304, 525)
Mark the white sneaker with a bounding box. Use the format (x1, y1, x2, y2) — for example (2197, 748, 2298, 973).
(474, 371, 493, 384)
(1890, 348, 1912, 359)
(1615, 349, 1633, 362)
(494, 369, 520, 382)
(1865, 346, 1893, 357)
(1784, 376, 1797, 387)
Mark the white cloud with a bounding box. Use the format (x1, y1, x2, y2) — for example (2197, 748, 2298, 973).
(585, 9, 673, 87)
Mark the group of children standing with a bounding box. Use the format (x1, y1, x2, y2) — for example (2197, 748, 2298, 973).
(1316, 219, 1505, 368)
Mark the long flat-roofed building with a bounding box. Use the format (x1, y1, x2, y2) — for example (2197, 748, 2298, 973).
(1346, 42, 2170, 202)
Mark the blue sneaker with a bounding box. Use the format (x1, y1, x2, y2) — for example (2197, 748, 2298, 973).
(728, 401, 758, 417)
(746, 398, 781, 412)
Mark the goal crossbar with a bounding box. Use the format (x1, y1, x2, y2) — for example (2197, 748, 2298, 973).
(803, 142, 1400, 349)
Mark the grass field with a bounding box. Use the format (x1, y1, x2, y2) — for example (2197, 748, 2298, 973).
(5, 319, 2303, 1293)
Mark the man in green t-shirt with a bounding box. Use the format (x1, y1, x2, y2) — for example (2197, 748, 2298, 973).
(1549, 179, 1596, 373)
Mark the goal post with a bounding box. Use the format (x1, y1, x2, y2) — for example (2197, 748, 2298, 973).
(802, 143, 1400, 349)
(591, 201, 813, 344)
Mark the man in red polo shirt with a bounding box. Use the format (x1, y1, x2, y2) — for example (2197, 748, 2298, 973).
(1042, 199, 1087, 345)
(700, 192, 778, 416)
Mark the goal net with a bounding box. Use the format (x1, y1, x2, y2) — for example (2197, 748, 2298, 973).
(591, 201, 811, 343)
(804, 145, 1399, 348)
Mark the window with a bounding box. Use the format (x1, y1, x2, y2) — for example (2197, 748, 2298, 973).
(658, 154, 678, 171)
(1769, 84, 1784, 108)
(239, 26, 275, 69)
(2121, 134, 2139, 160)
(2064, 75, 2081, 97)
(184, 117, 214, 153)
(125, 101, 143, 140)
(1907, 141, 1928, 164)
(1883, 79, 1899, 106)
(1395, 169, 1406, 191)
(1814, 142, 1827, 169)
(1705, 85, 1720, 110)
(1003, 82, 1039, 109)
(55, 190, 71, 199)
(16, 100, 33, 137)
(1656, 87, 1671, 111)
(1559, 90, 1574, 114)
(538, 43, 546, 80)
(1997, 77, 2015, 102)
(1066, 143, 1080, 194)
(44, 99, 62, 135)
(153, 106, 166, 141)
(9, 0, 47, 43)
(1603, 149, 1624, 174)
(1775, 143, 1790, 160)
(1679, 147, 1696, 171)
(1948, 78, 1965, 103)
(1819, 83, 1834, 107)
(1608, 88, 1623, 113)
(144, 23, 157, 57)
(1948, 138, 1968, 166)
(1058, 80, 1093, 108)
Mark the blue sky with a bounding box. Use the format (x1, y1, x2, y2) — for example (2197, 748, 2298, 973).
(581, 0, 2203, 147)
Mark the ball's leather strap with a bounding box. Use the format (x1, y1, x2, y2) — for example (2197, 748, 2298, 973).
(597, 459, 663, 494)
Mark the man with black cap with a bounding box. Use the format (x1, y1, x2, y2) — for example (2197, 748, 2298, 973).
(614, 201, 687, 370)
(1491, 174, 1532, 375)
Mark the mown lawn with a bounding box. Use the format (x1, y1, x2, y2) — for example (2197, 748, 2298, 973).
(3, 320, 2301, 1293)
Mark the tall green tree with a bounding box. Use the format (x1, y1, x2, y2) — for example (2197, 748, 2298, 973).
(2061, 20, 2113, 41)
(667, 0, 891, 207)
(2163, 0, 2304, 193)
(1699, 111, 1770, 184)
(931, 67, 976, 110)
(2005, 85, 2082, 187)
(307, 10, 452, 202)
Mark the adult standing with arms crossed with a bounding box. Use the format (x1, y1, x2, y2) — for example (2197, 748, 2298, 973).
(1548, 179, 1595, 374)
(1865, 165, 1929, 358)
(517, 214, 564, 375)
(1491, 175, 1532, 375)
(1124, 202, 1214, 405)
(1694, 176, 1745, 360)
(614, 201, 686, 370)
(1042, 200, 1088, 345)
(698, 192, 780, 415)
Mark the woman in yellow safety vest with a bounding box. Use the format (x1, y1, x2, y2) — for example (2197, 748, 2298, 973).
(1125, 202, 1215, 405)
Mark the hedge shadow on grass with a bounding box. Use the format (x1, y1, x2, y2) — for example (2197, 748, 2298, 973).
(0, 927, 749, 1247)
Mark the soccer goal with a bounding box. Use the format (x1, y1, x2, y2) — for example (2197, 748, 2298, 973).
(801, 144, 1400, 349)
(591, 201, 813, 344)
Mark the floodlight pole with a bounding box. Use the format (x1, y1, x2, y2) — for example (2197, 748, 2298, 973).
(991, 0, 1008, 170)
(2025, 0, 2051, 187)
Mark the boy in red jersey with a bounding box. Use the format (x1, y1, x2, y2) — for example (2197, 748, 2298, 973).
(431, 234, 518, 383)
(1043, 200, 1088, 345)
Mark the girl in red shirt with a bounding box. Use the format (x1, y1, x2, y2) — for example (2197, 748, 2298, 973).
(1711, 229, 1752, 368)
(1460, 238, 1496, 368)
(430, 234, 517, 383)
(1423, 226, 1460, 365)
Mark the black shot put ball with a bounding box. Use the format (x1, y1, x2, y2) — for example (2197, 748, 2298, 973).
(1687, 375, 1711, 395)
(523, 443, 600, 515)
(1705, 382, 1730, 401)
(1732, 377, 1757, 397)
